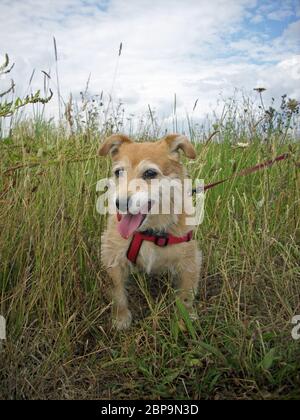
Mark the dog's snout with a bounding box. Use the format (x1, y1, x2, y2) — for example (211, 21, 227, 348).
(115, 197, 130, 212)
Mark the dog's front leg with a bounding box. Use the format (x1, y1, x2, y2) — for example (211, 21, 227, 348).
(108, 265, 132, 330)
(177, 251, 201, 319)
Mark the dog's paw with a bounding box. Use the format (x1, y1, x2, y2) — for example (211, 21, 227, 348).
(178, 309, 199, 333)
(188, 309, 199, 321)
(114, 310, 132, 331)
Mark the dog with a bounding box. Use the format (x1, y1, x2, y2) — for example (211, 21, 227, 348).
(99, 133, 202, 330)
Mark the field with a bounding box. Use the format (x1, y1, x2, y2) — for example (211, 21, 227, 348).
(0, 102, 300, 400)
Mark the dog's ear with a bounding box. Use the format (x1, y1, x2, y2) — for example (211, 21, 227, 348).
(162, 134, 196, 160)
(98, 134, 132, 157)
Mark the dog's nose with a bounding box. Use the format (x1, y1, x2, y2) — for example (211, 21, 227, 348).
(115, 197, 130, 212)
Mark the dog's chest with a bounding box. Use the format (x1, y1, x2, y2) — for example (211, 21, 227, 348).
(136, 241, 177, 275)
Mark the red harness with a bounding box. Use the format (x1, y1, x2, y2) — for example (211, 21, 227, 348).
(126, 230, 193, 264)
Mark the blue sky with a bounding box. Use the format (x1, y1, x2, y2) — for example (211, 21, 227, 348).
(0, 0, 299, 120)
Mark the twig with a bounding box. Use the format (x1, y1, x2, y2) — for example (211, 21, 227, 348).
(0, 184, 11, 199)
(3, 156, 98, 175)
(205, 130, 220, 145)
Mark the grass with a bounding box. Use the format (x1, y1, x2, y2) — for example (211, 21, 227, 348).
(0, 114, 300, 400)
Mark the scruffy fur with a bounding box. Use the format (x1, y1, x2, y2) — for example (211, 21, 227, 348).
(99, 134, 202, 330)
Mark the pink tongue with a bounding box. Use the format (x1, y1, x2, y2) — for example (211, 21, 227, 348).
(117, 213, 145, 239)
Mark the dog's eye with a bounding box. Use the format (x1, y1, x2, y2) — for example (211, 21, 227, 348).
(143, 169, 158, 180)
(114, 168, 125, 178)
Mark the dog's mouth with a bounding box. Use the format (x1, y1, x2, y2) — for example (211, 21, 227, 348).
(117, 201, 153, 239)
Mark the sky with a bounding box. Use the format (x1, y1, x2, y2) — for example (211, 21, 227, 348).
(0, 0, 299, 122)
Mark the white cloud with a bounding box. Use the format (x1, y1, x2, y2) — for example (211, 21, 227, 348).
(277, 55, 300, 81)
(251, 14, 264, 24)
(281, 19, 300, 43)
(267, 7, 294, 21)
(229, 19, 300, 62)
(0, 0, 299, 124)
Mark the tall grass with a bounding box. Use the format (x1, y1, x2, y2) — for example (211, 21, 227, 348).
(0, 90, 299, 399)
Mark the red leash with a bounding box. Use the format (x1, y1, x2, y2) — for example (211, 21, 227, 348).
(195, 153, 289, 194)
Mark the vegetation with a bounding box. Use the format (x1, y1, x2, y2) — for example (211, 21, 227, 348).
(0, 60, 299, 399)
(0, 54, 52, 119)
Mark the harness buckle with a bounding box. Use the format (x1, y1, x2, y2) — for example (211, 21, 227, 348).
(187, 231, 193, 242)
(155, 235, 169, 247)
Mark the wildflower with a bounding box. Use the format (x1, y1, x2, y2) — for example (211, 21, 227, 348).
(256, 198, 265, 209)
(287, 99, 299, 113)
(232, 142, 250, 149)
(254, 87, 267, 93)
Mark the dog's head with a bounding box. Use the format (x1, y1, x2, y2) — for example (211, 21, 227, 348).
(99, 134, 196, 238)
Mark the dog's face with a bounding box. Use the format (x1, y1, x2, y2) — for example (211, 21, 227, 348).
(99, 134, 196, 238)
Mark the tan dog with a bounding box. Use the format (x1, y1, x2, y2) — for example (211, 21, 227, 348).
(99, 134, 202, 330)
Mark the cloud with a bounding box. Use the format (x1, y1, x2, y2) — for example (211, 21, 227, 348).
(282, 19, 300, 43)
(267, 2, 295, 21)
(250, 14, 264, 24)
(277, 55, 300, 82)
(229, 19, 300, 63)
(267, 9, 294, 21)
(0, 0, 299, 124)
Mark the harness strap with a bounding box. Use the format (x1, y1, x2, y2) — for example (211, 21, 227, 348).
(127, 231, 193, 264)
